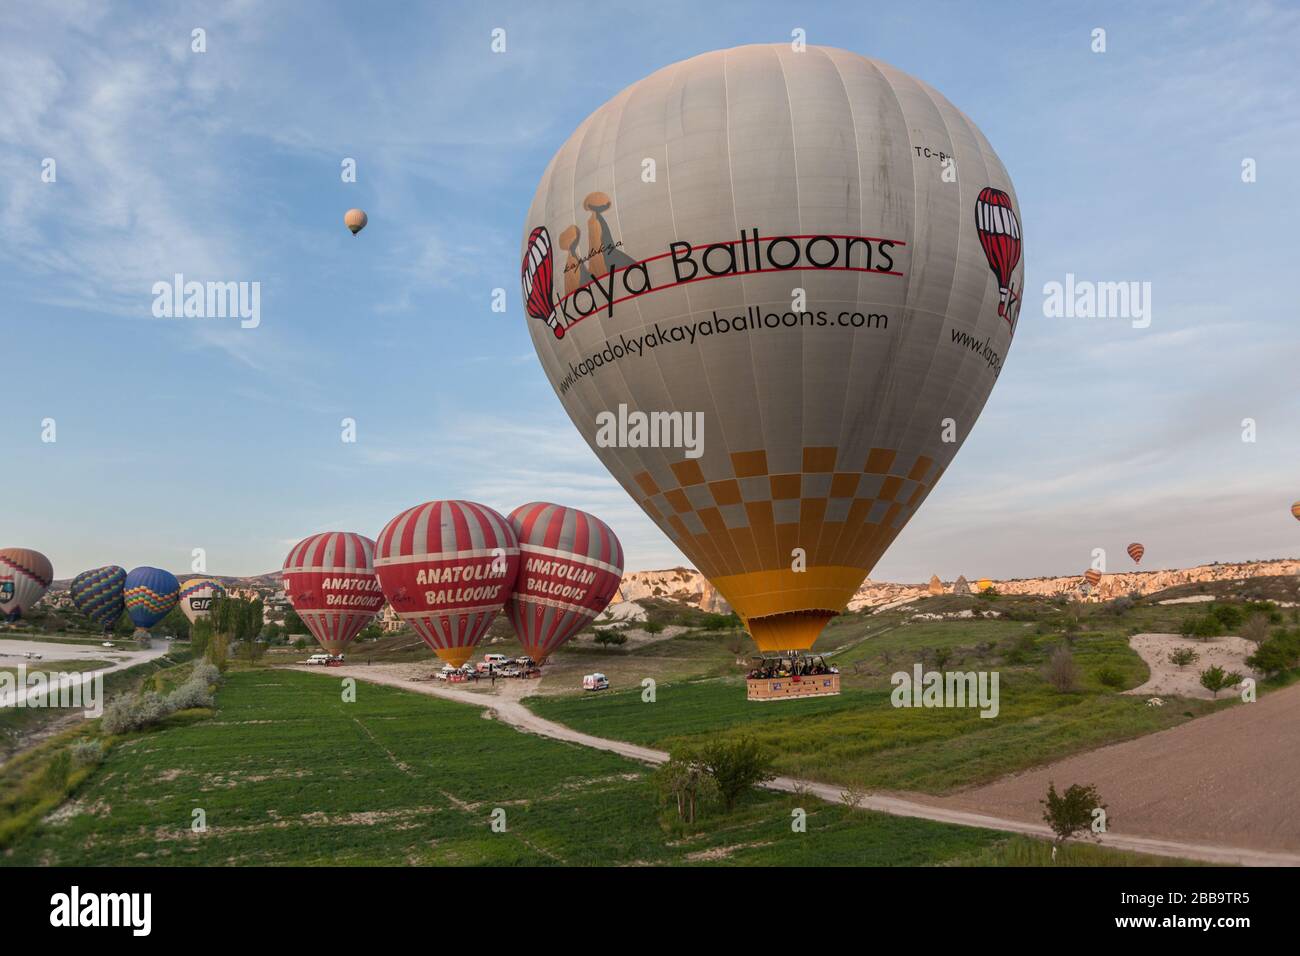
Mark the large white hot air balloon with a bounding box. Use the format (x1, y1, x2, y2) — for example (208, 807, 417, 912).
(522, 45, 1024, 654)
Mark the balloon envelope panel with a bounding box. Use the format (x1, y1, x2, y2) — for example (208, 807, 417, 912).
(522, 45, 1023, 651)
(505, 502, 624, 662)
(0, 548, 54, 621)
(124, 567, 180, 629)
(179, 578, 226, 624)
(282, 532, 384, 655)
(374, 501, 519, 667)
(71, 565, 127, 630)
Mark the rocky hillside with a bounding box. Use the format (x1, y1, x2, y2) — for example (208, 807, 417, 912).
(613, 557, 1300, 613)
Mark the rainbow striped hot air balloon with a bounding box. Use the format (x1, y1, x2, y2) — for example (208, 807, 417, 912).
(0, 548, 54, 622)
(1127, 542, 1145, 565)
(70, 566, 127, 632)
(282, 533, 384, 657)
(124, 567, 180, 634)
(374, 501, 520, 668)
(179, 578, 226, 625)
(505, 502, 624, 663)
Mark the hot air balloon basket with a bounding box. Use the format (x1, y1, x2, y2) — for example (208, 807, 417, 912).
(745, 653, 840, 701)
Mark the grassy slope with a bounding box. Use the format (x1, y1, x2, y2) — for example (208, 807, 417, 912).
(0, 669, 1183, 866)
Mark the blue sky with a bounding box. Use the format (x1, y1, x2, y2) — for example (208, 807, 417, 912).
(2, 0, 1297, 581)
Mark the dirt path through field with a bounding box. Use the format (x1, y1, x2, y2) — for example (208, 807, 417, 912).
(288, 664, 1300, 866)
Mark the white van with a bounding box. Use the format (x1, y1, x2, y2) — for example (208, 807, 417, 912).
(478, 653, 511, 671)
(583, 673, 610, 691)
(305, 653, 331, 666)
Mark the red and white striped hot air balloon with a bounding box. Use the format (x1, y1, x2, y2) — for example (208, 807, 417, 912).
(1127, 542, 1145, 565)
(374, 500, 520, 668)
(975, 186, 1022, 322)
(505, 502, 624, 664)
(282, 532, 385, 657)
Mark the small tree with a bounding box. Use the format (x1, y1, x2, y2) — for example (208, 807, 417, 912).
(592, 628, 627, 649)
(1041, 781, 1107, 860)
(1240, 614, 1270, 647)
(1199, 665, 1241, 699)
(698, 737, 775, 812)
(1168, 647, 1199, 670)
(1043, 646, 1079, 692)
(642, 620, 665, 635)
(931, 647, 954, 670)
(654, 749, 717, 823)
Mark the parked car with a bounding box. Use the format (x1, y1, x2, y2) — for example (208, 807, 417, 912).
(101, 642, 115, 648)
(476, 653, 511, 672)
(435, 664, 459, 681)
(583, 673, 610, 691)
(514, 655, 536, 669)
(304, 653, 331, 665)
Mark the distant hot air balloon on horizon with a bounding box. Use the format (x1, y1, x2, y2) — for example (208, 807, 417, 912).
(344, 208, 368, 235)
(179, 578, 226, 625)
(522, 45, 1024, 664)
(71, 565, 127, 632)
(124, 567, 180, 635)
(282, 533, 384, 658)
(1291, 501, 1300, 522)
(977, 579, 994, 593)
(374, 500, 519, 668)
(0, 548, 54, 622)
(505, 502, 624, 663)
(1127, 542, 1145, 564)
(1084, 568, 1102, 587)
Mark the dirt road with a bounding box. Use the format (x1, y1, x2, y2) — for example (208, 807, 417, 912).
(291, 663, 1300, 866)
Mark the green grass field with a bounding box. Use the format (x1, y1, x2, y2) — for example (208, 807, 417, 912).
(523, 591, 1245, 793)
(0, 669, 1184, 866)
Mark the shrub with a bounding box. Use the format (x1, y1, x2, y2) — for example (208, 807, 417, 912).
(1043, 647, 1079, 692)
(698, 737, 775, 812)
(1094, 665, 1125, 688)
(1209, 603, 1243, 630)
(1168, 647, 1199, 669)
(69, 739, 104, 767)
(167, 680, 214, 711)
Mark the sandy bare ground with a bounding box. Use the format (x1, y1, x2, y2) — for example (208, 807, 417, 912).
(905, 680, 1300, 861)
(1124, 633, 1258, 700)
(289, 663, 1300, 866)
(0, 639, 169, 709)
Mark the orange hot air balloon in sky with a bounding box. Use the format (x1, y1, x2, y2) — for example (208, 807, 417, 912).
(1291, 502, 1300, 521)
(1127, 542, 1145, 564)
(1084, 568, 1102, 586)
(344, 208, 368, 235)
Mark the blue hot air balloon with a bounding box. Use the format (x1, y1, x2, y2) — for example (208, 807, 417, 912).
(124, 567, 180, 632)
(71, 565, 127, 631)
